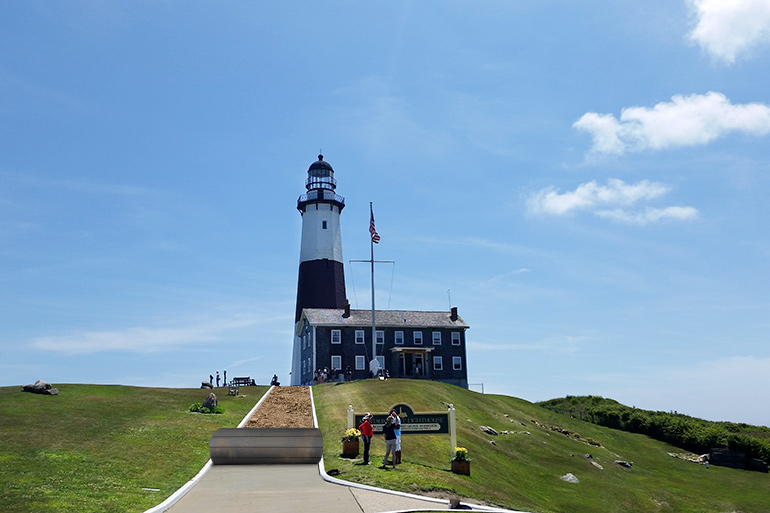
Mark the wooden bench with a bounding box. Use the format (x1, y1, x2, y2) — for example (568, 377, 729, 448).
(231, 377, 252, 387)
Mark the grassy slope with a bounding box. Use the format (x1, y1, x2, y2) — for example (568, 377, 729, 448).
(314, 379, 770, 513)
(0, 384, 266, 513)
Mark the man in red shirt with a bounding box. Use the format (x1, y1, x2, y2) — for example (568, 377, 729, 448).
(358, 413, 374, 465)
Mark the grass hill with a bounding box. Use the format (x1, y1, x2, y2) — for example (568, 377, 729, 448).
(314, 379, 769, 513)
(2, 381, 768, 513)
(0, 384, 267, 513)
(537, 395, 770, 466)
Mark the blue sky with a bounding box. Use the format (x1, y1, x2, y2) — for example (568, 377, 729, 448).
(2, 1, 769, 426)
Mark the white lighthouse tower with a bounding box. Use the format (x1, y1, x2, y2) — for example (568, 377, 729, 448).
(290, 155, 347, 385)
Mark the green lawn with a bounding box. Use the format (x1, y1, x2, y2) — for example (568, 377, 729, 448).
(313, 379, 770, 513)
(0, 384, 266, 513)
(2, 381, 768, 513)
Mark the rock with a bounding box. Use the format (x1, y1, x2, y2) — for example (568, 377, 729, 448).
(591, 461, 604, 470)
(327, 468, 341, 476)
(480, 425, 498, 435)
(201, 393, 218, 409)
(22, 380, 59, 395)
(561, 473, 579, 483)
(201, 381, 213, 389)
(489, 440, 496, 446)
(615, 460, 633, 469)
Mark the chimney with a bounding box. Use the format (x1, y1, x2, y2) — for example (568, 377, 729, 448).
(343, 301, 351, 318)
(450, 306, 458, 321)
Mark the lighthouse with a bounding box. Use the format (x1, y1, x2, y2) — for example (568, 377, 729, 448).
(291, 155, 348, 384)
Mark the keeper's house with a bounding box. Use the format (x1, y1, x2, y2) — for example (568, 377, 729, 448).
(295, 306, 469, 388)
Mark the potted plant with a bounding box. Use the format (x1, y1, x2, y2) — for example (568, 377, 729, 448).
(451, 446, 471, 475)
(341, 428, 361, 457)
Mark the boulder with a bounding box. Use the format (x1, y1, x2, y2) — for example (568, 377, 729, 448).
(561, 473, 579, 483)
(480, 425, 498, 435)
(22, 380, 59, 396)
(615, 460, 633, 469)
(201, 381, 213, 389)
(201, 392, 218, 409)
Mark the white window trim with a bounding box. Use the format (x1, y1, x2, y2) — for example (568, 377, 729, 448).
(355, 330, 365, 344)
(395, 331, 404, 345)
(376, 330, 384, 344)
(452, 332, 461, 346)
(331, 355, 342, 371)
(414, 332, 423, 345)
(453, 356, 462, 370)
(433, 331, 441, 345)
(433, 356, 443, 370)
(331, 329, 341, 344)
(355, 355, 365, 370)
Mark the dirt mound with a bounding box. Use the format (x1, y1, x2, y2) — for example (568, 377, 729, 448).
(244, 386, 313, 428)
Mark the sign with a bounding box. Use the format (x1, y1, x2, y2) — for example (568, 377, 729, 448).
(353, 403, 449, 435)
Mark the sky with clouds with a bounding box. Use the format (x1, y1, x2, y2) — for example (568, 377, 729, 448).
(1, 1, 769, 426)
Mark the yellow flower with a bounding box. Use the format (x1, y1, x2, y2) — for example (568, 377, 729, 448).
(342, 428, 361, 441)
(454, 446, 469, 461)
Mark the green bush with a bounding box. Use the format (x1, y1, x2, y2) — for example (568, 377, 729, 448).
(189, 402, 225, 414)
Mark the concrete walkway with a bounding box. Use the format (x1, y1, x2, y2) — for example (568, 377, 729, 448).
(145, 387, 520, 513)
(163, 463, 455, 513)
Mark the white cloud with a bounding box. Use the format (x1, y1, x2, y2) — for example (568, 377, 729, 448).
(29, 313, 265, 354)
(688, 0, 770, 63)
(596, 206, 699, 225)
(574, 92, 770, 154)
(527, 179, 697, 224)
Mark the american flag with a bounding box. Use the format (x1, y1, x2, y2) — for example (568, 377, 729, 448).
(369, 203, 380, 244)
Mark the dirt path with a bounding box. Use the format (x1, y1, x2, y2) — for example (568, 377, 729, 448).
(244, 386, 313, 428)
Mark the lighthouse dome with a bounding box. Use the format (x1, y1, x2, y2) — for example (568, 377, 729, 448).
(308, 154, 334, 175)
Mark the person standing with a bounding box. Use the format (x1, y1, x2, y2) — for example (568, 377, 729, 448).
(223, 370, 227, 386)
(391, 409, 402, 464)
(380, 416, 397, 469)
(358, 413, 373, 465)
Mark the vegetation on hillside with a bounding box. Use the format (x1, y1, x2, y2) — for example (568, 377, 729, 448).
(314, 379, 770, 513)
(0, 384, 265, 513)
(2, 382, 769, 513)
(537, 396, 770, 464)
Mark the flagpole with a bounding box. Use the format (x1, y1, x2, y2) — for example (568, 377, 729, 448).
(370, 202, 376, 372)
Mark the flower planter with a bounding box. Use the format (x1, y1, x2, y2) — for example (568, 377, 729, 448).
(452, 460, 470, 476)
(342, 440, 360, 457)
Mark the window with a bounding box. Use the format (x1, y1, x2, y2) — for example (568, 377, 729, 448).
(414, 331, 423, 345)
(433, 356, 443, 371)
(302, 359, 306, 374)
(355, 330, 365, 344)
(395, 331, 404, 345)
(331, 329, 341, 344)
(453, 356, 462, 370)
(355, 355, 365, 370)
(432, 331, 442, 345)
(322, 220, 327, 229)
(331, 355, 342, 371)
(376, 355, 385, 369)
(376, 330, 384, 344)
(452, 332, 461, 345)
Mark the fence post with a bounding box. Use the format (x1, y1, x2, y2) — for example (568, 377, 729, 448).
(347, 404, 354, 430)
(448, 403, 456, 460)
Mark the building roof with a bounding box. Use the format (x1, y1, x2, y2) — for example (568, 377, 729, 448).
(299, 308, 470, 330)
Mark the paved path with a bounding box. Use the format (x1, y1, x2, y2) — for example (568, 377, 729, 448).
(146, 387, 518, 513)
(163, 463, 454, 513)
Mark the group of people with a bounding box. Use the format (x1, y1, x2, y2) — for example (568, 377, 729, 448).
(209, 370, 227, 387)
(357, 409, 402, 469)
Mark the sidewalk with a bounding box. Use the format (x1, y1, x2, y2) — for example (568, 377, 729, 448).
(163, 463, 453, 513)
(146, 387, 519, 513)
